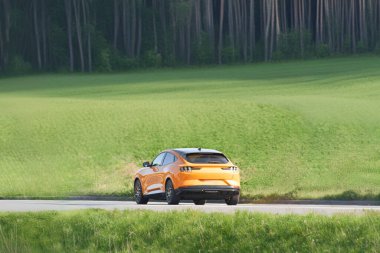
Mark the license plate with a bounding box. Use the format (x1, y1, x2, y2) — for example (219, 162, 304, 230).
(200, 180, 224, 185)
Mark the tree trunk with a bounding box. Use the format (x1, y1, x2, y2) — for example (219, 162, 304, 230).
(82, 0, 92, 72)
(218, 0, 225, 64)
(2, 0, 10, 69)
(159, 0, 167, 55)
(131, 0, 137, 57)
(113, 0, 119, 49)
(171, 1, 177, 61)
(0, 18, 3, 71)
(263, 0, 272, 61)
(324, 0, 332, 50)
(41, 0, 48, 67)
(194, 0, 201, 41)
(152, 0, 158, 53)
(65, 0, 74, 71)
(269, 0, 275, 60)
(73, 0, 85, 72)
(33, 0, 42, 70)
(241, 0, 248, 62)
(122, 0, 128, 55)
(228, 0, 235, 58)
(137, 0, 142, 58)
(351, 0, 356, 52)
(186, 3, 191, 64)
(249, 0, 255, 61)
(205, 0, 214, 51)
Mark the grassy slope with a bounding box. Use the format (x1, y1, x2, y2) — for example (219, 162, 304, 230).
(0, 56, 380, 198)
(0, 210, 380, 252)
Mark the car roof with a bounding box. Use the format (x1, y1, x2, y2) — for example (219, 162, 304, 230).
(171, 148, 223, 155)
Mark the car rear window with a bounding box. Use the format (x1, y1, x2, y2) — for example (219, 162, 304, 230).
(185, 153, 229, 164)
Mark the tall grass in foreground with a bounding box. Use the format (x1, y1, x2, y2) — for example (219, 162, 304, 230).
(0, 210, 379, 252)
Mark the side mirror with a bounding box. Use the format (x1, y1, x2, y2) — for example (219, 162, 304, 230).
(143, 161, 151, 167)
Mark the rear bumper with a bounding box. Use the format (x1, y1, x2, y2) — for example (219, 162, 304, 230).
(176, 185, 240, 200)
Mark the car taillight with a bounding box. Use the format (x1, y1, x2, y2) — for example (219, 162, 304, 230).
(222, 166, 239, 172)
(180, 166, 192, 172)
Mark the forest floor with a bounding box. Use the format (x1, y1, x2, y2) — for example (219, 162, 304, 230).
(0, 56, 380, 200)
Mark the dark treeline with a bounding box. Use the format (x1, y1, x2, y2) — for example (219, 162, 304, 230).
(1, 0, 380, 73)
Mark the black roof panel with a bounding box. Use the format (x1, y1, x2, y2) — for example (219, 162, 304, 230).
(172, 148, 223, 155)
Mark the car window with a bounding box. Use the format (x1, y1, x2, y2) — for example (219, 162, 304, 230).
(151, 153, 166, 166)
(162, 153, 176, 166)
(185, 153, 229, 164)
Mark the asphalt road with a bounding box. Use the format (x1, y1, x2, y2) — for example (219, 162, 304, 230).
(1, 200, 380, 215)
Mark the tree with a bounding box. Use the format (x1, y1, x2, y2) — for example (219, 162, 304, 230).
(218, 0, 224, 64)
(1, 0, 380, 73)
(0, 0, 10, 71)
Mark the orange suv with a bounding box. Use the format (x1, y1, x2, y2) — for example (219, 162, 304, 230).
(134, 148, 240, 205)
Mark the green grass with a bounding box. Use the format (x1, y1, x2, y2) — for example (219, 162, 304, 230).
(0, 56, 380, 199)
(0, 210, 380, 252)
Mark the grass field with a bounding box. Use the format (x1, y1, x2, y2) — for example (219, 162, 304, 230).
(0, 56, 380, 199)
(0, 210, 379, 252)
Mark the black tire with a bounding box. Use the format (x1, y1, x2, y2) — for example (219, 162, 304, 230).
(165, 180, 180, 205)
(225, 194, 239, 205)
(134, 180, 149, 204)
(193, 199, 206, 205)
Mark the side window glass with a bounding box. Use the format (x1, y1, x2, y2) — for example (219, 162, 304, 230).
(152, 153, 166, 166)
(162, 153, 175, 166)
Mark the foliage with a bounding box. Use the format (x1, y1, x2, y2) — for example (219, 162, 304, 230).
(170, 0, 191, 26)
(315, 44, 330, 58)
(193, 33, 214, 64)
(221, 46, 237, 64)
(356, 40, 368, 54)
(252, 41, 266, 62)
(274, 30, 313, 60)
(95, 48, 112, 72)
(0, 57, 380, 199)
(48, 23, 69, 71)
(343, 37, 352, 53)
(109, 49, 140, 71)
(143, 50, 162, 67)
(7, 56, 33, 74)
(93, 32, 112, 72)
(375, 42, 380, 55)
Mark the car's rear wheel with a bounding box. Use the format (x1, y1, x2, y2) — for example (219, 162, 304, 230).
(193, 199, 206, 205)
(134, 180, 149, 204)
(225, 194, 239, 205)
(165, 180, 180, 205)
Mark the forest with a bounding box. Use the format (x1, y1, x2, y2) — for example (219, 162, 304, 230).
(0, 0, 379, 73)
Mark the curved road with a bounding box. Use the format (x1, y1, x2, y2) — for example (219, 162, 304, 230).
(1, 200, 380, 215)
